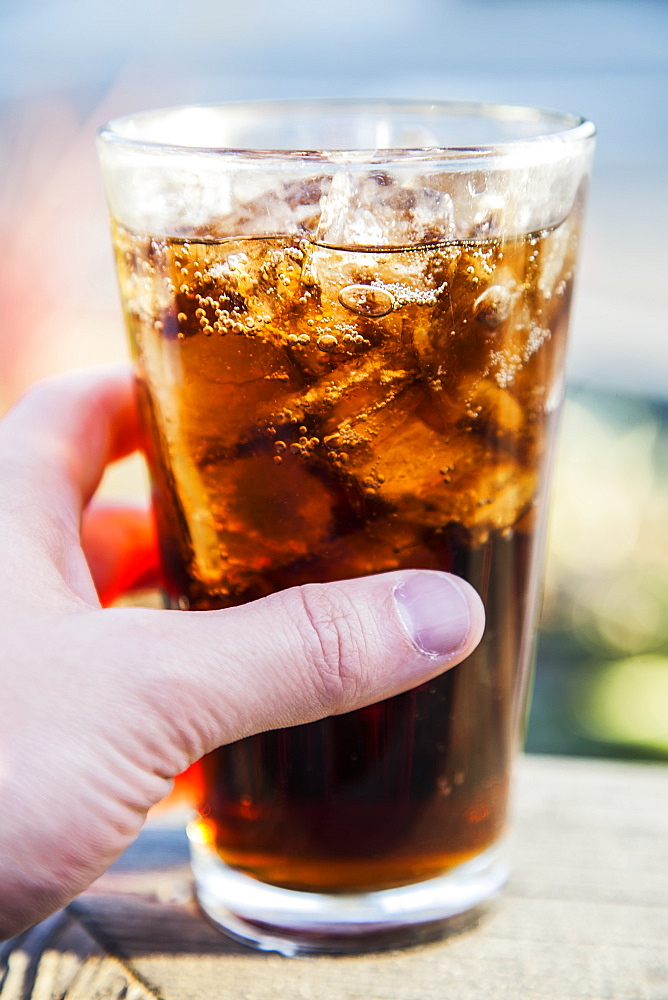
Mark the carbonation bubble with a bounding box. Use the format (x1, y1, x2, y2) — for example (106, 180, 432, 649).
(473, 285, 512, 328)
(317, 334, 339, 352)
(338, 284, 395, 318)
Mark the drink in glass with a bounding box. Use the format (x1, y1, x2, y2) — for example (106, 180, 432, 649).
(98, 101, 595, 953)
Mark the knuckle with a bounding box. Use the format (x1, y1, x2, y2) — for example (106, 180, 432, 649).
(292, 584, 369, 711)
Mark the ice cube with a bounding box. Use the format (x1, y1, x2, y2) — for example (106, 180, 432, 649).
(320, 382, 538, 543)
(537, 216, 577, 301)
(200, 451, 335, 592)
(468, 379, 525, 441)
(316, 171, 455, 248)
(201, 177, 329, 240)
(254, 351, 417, 441)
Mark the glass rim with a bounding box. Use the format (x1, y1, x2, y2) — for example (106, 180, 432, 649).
(97, 98, 596, 162)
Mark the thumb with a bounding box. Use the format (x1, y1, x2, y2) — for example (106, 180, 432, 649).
(105, 569, 484, 773)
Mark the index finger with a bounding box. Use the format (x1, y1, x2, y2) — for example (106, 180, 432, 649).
(0, 365, 140, 605)
(0, 364, 139, 504)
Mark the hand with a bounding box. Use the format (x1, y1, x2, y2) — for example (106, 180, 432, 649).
(0, 366, 484, 939)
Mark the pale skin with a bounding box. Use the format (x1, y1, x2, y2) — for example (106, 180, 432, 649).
(0, 366, 485, 940)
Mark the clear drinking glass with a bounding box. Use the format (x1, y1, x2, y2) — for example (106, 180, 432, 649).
(97, 100, 595, 955)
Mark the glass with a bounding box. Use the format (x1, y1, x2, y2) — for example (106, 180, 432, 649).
(97, 100, 595, 954)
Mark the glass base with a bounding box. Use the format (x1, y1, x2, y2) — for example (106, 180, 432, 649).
(188, 829, 510, 956)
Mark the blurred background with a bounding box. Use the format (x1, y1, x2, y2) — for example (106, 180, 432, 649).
(1, 0, 666, 760)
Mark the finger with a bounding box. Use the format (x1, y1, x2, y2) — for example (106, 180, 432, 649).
(98, 569, 485, 775)
(81, 503, 159, 607)
(0, 366, 139, 605)
(0, 364, 138, 511)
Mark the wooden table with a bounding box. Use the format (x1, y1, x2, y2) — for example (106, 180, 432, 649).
(2, 755, 667, 1000)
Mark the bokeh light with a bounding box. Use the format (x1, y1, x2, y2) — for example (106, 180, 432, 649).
(528, 388, 668, 759)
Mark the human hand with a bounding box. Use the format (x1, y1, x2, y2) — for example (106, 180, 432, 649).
(0, 366, 484, 939)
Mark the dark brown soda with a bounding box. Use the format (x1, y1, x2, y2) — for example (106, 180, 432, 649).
(188, 528, 531, 891)
(115, 222, 577, 892)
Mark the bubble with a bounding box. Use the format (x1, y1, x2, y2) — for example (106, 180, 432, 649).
(473, 285, 512, 328)
(437, 778, 452, 796)
(360, 465, 386, 492)
(338, 284, 395, 317)
(317, 333, 339, 352)
(494, 367, 514, 389)
(377, 280, 446, 308)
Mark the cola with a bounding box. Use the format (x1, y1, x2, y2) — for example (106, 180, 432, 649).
(114, 216, 578, 892)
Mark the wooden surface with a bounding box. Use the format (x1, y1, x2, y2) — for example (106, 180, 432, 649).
(2, 754, 667, 1000)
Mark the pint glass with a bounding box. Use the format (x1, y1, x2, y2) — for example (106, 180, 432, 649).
(98, 101, 595, 953)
